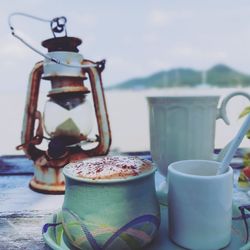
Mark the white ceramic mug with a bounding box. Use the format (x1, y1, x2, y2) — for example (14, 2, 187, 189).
(147, 92, 250, 177)
(168, 160, 233, 250)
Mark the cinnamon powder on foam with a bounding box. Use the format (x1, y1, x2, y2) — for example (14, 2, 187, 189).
(65, 156, 152, 180)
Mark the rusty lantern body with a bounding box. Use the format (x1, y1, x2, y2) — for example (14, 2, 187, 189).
(18, 36, 111, 194)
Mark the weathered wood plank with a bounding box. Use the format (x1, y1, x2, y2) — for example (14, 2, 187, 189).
(0, 215, 51, 249)
(0, 175, 63, 249)
(0, 155, 34, 175)
(0, 149, 245, 175)
(0, 151, 247, 249)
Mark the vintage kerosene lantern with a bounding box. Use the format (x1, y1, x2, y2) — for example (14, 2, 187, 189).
(11, 14, 111, 193)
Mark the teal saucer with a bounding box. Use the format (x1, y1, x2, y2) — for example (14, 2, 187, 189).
(42, 205, 250, 250)
(42, 210, 75, 250)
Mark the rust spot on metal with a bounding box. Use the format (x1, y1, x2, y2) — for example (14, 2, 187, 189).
(46, 150, 70, 168)
(55, 168, 64, 185)
(20, 62, 45, 159)
(42, 37, 82, 52)
(16, 143, 25, 151)
(39, 164, 49, 174)
(96, 59, 106, 73)
(47, 77, 90, 96)
(29, 180, 65, 195)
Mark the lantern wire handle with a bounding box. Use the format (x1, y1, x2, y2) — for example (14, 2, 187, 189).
(8, 12, 97, 68)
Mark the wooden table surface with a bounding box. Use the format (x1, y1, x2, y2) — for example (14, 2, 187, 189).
(0, 152, 249, 250)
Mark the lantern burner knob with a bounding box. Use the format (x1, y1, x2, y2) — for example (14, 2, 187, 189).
(48, 136, 68, 159)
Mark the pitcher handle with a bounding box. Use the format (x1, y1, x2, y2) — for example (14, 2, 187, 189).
(217, 91, 250, 125)
(216, 91, 250, 161)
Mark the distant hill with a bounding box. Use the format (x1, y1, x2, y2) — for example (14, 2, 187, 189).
(107, 64, 250, 90)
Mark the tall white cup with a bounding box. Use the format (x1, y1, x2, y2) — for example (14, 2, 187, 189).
(168, 160, 233, 250)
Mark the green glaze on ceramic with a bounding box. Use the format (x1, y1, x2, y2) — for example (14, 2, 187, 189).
(62, 166, 160, 250)
(42, 204, 250, 250)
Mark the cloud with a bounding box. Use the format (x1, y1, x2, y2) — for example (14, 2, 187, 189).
(69, 12, 98, 29)
(142, 33, 159, 44)
(0, 32, 42, 65)
(0, 41, 27, 58)
(171, 46, 228, 61)
(148, 9, 192, 28)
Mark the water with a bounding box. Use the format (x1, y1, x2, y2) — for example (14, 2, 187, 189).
(106, 87, 250, 152)
(1, 87, 250, 155)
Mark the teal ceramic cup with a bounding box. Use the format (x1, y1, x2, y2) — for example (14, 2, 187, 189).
(62, 157, 160, 250)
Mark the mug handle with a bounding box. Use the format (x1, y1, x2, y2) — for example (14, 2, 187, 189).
(216, 91, 250, 161)
(217, 91, 250, 125)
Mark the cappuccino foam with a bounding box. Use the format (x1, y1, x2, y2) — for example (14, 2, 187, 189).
(65, 156, 153, 180)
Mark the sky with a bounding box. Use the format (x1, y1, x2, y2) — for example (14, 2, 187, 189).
(1, 0, 250, 154)
(1, 0, 250, 91)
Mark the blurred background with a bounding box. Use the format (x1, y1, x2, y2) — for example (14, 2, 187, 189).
(1, 0, 250, 154)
